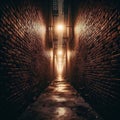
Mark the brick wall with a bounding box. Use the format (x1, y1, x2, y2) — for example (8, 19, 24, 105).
(70, 0, 120, 119)
(0, 0, 50, 119)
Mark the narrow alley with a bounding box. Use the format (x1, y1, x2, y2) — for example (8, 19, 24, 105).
(0, 0, 120, 120)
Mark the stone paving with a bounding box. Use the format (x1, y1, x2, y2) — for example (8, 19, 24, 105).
(18, 76, 103, 120)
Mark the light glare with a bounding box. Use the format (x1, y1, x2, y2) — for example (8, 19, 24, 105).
(56, 23, 65, 32)
(57, 49, 63, 56)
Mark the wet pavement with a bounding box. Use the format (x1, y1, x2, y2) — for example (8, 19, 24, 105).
(18, 76, 103, 120)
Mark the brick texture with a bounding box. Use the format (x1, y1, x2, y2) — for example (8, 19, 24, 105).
(70, 0, 120, 119)
(0, 0, 50, 119)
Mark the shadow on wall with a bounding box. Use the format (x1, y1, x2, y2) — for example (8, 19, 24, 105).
(70, 0, 120, 120)
(0, 0, 50, 119)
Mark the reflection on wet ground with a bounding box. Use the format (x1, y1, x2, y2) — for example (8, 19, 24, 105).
(19, 76, 103, 120)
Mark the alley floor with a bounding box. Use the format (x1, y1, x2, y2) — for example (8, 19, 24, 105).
(18, 76, 103, 120)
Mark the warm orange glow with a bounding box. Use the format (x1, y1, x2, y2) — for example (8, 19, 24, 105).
(57, 63, 63, 74)
(55, 84, 66, 92)
(57, 49, 63, 56)
(57, 75, 63, 81)
(55, 23, 65, 32)
(55, 49, 65, 75)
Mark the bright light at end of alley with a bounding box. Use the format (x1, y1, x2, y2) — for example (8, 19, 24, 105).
(55, 23, 65, 33)
(57, 49, 63, 56)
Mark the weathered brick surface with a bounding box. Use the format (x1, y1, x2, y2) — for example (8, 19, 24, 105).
(0, 0, 50, 119)
(70, 0, 120, 119)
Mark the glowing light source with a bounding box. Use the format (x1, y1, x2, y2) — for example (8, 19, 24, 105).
(57, 49, 63, 56)
(56, 23, 65, 32)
